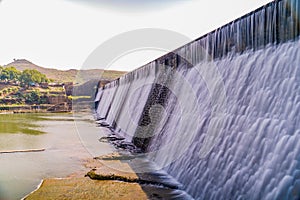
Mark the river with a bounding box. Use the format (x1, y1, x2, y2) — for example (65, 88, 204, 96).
(0, 113, 114, 200)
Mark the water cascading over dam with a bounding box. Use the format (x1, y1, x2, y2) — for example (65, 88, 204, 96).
(95, 0, 300, 199)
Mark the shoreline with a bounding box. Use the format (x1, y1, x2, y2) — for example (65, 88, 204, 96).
(21, 180, 44, 200)
(22, 155, 149, 200)
(20, 119, 191, 200)
(0, 103, 72, 114)
(22, 151, 190, 199)
(0, 109, 72, 114)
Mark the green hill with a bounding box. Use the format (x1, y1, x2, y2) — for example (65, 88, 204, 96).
(4, 59, 126, 84)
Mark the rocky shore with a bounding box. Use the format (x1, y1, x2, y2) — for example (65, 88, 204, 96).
(23, 141, 190, 199)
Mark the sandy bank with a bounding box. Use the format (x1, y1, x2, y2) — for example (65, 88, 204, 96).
(23, 153, 189, 200)
(24, 178, 147, 200)
(23, 156, 148, 200)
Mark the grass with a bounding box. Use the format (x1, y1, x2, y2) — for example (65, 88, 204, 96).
(68, 96, 91, 100)
(0, 85, 20, 96)
(0, 104, 26, 107)
(29, 87, 65, 93)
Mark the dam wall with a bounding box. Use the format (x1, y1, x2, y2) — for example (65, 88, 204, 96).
(95, 0, 300, 199)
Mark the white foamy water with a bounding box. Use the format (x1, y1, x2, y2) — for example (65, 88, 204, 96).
(95, 1, 300, 199)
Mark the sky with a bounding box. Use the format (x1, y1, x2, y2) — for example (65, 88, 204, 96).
(0, 0, 272, 71)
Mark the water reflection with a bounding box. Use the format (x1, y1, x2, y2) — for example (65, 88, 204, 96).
(0, 114, 46, 135)
(0, 113, 113, 200)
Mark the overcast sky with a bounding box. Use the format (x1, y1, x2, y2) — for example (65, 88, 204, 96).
(0, 0, 272, 71)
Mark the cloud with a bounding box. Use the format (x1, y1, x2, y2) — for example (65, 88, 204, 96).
(66, 0, 187, 12)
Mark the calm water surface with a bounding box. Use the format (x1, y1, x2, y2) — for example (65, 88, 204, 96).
(0, 113, 113, 200)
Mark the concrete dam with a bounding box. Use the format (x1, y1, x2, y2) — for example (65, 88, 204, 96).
(95, 0, 300, 199)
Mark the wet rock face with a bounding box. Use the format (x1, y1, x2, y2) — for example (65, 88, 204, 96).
(98, 136, 125, 143)
(132, 83, 172, 152)
(97, 122, 110, 127)
(138, 84, 170, 127)
(98, 133, 142, 153)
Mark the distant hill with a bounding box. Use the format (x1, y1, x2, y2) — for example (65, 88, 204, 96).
(4, 59, 127, 84)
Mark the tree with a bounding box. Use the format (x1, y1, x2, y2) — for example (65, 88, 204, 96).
(0, 66, 20, 82)
(19, 69, 49, 87)
(25, 90, 40, 104)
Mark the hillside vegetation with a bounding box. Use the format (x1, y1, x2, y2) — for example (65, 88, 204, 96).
(5, 59, 127, 83)
(0, 59, 126, 111)
(0, 67, 59, 105)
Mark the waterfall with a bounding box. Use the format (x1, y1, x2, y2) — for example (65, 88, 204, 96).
(95, 0, 300, 199)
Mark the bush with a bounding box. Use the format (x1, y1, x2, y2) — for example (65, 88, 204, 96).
(25, 90, 40, 104)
